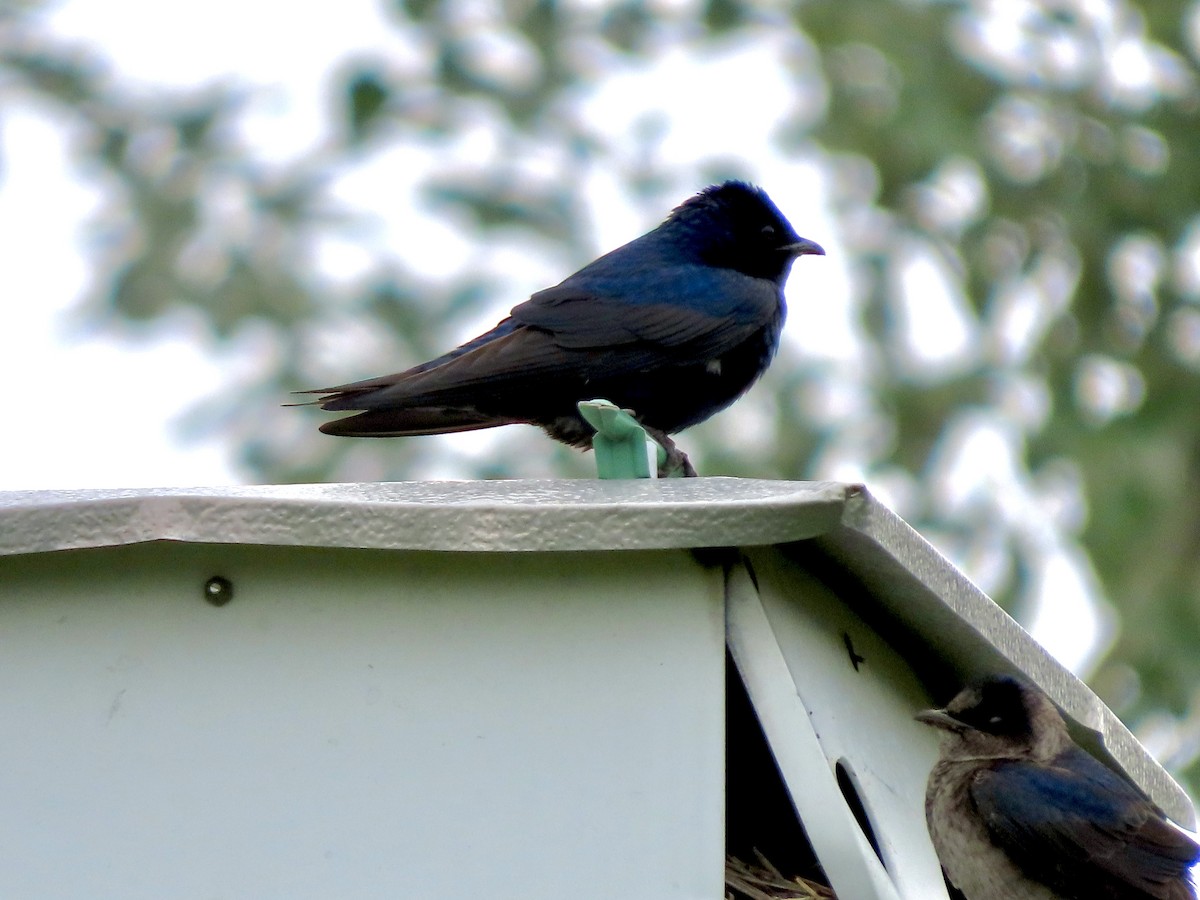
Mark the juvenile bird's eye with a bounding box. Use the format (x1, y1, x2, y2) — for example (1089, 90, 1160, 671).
(989, 715, 1003, 725)
(761, 225, 776, 238)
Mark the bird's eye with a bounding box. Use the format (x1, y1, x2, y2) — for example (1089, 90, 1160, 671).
(761, 225, 776, 238)
(989, 715, 1003, 725)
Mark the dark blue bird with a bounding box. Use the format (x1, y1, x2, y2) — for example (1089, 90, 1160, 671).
(302, 181, 823, 475)
(917, 675, 1198, 900)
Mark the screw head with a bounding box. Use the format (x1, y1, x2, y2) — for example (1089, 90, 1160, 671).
(204, 576, 233, 607)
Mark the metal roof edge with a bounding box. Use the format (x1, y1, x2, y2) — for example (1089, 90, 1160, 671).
(0, 478, 851, 556)
(816, 486, 1195, 829)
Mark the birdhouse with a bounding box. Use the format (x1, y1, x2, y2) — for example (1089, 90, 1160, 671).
(0, 479, 1192, 899)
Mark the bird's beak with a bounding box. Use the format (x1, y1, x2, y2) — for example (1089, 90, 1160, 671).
(783, 238, 825, 257)
(915, 708, 968, 732)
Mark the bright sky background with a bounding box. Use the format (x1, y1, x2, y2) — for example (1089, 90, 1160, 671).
(0, 0, 1112, 673)
(0, 0, 854, 490)
(0, 0, 372, 491)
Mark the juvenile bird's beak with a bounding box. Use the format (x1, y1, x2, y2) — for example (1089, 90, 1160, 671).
(783, 238, 825, 257)
(915, 708, 969, 732)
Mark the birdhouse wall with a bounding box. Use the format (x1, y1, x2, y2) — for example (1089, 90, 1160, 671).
(0, 542, 725, 899)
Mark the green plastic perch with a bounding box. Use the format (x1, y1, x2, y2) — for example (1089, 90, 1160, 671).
(577, 399, 667, 480)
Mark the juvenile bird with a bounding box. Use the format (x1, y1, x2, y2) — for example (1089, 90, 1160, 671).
(917, 675, 1198, 900)
(301, 181, 823, 476)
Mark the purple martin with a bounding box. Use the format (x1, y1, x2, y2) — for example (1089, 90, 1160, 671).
(301, 181, 823, 475)
(917, 675, 1198, 900)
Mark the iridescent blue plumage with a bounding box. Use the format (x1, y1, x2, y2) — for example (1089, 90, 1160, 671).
(303, 181, 823, 474)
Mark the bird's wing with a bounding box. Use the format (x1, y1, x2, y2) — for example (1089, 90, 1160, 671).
(316, 264, 781, 410)
(313, 319, 581, 410)
(971, 751, 1198, 899)
(514, 263, 781, 360)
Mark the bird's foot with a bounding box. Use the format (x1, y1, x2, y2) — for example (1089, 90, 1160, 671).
(644, 428, 697, 478)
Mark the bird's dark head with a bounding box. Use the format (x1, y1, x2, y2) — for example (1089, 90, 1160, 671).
(916, 675, 1073, 762)
(666, 181, 824, 282)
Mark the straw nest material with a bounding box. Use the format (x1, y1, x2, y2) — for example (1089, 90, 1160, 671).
(725, 852, 835, 899)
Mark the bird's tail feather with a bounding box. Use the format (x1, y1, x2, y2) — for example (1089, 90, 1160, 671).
(317, 407, 517, 437)
(290, 373, 415, 404)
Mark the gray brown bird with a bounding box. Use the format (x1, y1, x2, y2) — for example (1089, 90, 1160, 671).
(299, 181, 823, 475)
(917, 675, 1198, 900)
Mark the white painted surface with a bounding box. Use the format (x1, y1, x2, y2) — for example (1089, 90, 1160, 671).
(1, 479, 1191, 898)
(738, 550, 953, 899)
(1, 478, 1188, 827)
(0, 543, 725, 899)
(727, 563, 908, 900)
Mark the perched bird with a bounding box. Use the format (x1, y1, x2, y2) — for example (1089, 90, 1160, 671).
(917, 675, 1198, 900)
(301, 181, 823, 476)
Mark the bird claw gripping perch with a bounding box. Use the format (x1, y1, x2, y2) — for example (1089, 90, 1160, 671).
(577, 400, 694, 479)
(643, 427, 698, 478)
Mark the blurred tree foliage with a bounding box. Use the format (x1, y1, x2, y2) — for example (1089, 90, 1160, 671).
(4, 1, 1200, 786)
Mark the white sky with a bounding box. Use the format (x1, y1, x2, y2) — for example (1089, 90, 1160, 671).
(0, 0, 856, 490)
(0, 0, 1114, 673)
(0, 1, 447, 491)
(0, 109, 239, 490)
(0, 0, 388, 491)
